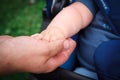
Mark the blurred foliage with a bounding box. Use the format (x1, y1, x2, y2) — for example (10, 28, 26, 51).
(0, 73, 29, 80)
(0, 0, 45, 36)
(0, 0, 45, 80)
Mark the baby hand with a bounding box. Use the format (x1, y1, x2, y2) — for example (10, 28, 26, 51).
(32, 27, 66, 41)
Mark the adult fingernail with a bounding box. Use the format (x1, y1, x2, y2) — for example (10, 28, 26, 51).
(64, 40, 70, 49)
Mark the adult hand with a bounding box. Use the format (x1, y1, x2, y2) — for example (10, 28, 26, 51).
(0, 36, 76, 74)
(0, 35, 13, 43)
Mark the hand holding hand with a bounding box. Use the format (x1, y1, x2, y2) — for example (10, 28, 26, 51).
(34, 27, 66, 41)
(0, 35, 76, 74)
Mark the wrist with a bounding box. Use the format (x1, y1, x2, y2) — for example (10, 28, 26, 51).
(47, 26, 67, 39)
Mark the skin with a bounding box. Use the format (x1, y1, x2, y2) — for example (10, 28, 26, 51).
(38, 2, 93, 41)
(0, 1, 92, 75)
(22, 2, 92, 74)
(0, 35, 76, 75)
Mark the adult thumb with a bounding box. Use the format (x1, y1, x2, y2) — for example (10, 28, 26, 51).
(46, 38, 76, 72)
(48, 39, 65, 57)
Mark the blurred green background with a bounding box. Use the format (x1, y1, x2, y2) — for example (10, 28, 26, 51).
(0, 0, 45, 80)
(0, 0, 45, 36)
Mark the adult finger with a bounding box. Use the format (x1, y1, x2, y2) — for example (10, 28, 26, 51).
(47, 39, 66, 57)
(0, 35, 13, 43)
(45, 38, 76, 72)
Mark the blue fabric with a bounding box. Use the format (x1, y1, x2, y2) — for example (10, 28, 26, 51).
(95, 0, 120, 35)
(46, 0, 52, 18)
(74, 67, 98, 79)
(108, 1, 120, 34)
(46, 0, 120, 79)
(77, 11, 120, 71)
(77, 11, 120, 79)
(94, 40, 120, 80)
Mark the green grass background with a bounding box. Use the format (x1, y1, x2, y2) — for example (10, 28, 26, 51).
(0, 0, 45, 80)
(0, 0, 45, 36)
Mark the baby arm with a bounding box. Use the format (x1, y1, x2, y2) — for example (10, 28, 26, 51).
(39, 2, 93, 41)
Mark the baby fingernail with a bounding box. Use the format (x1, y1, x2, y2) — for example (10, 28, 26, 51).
(31, 33, 39, 37)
